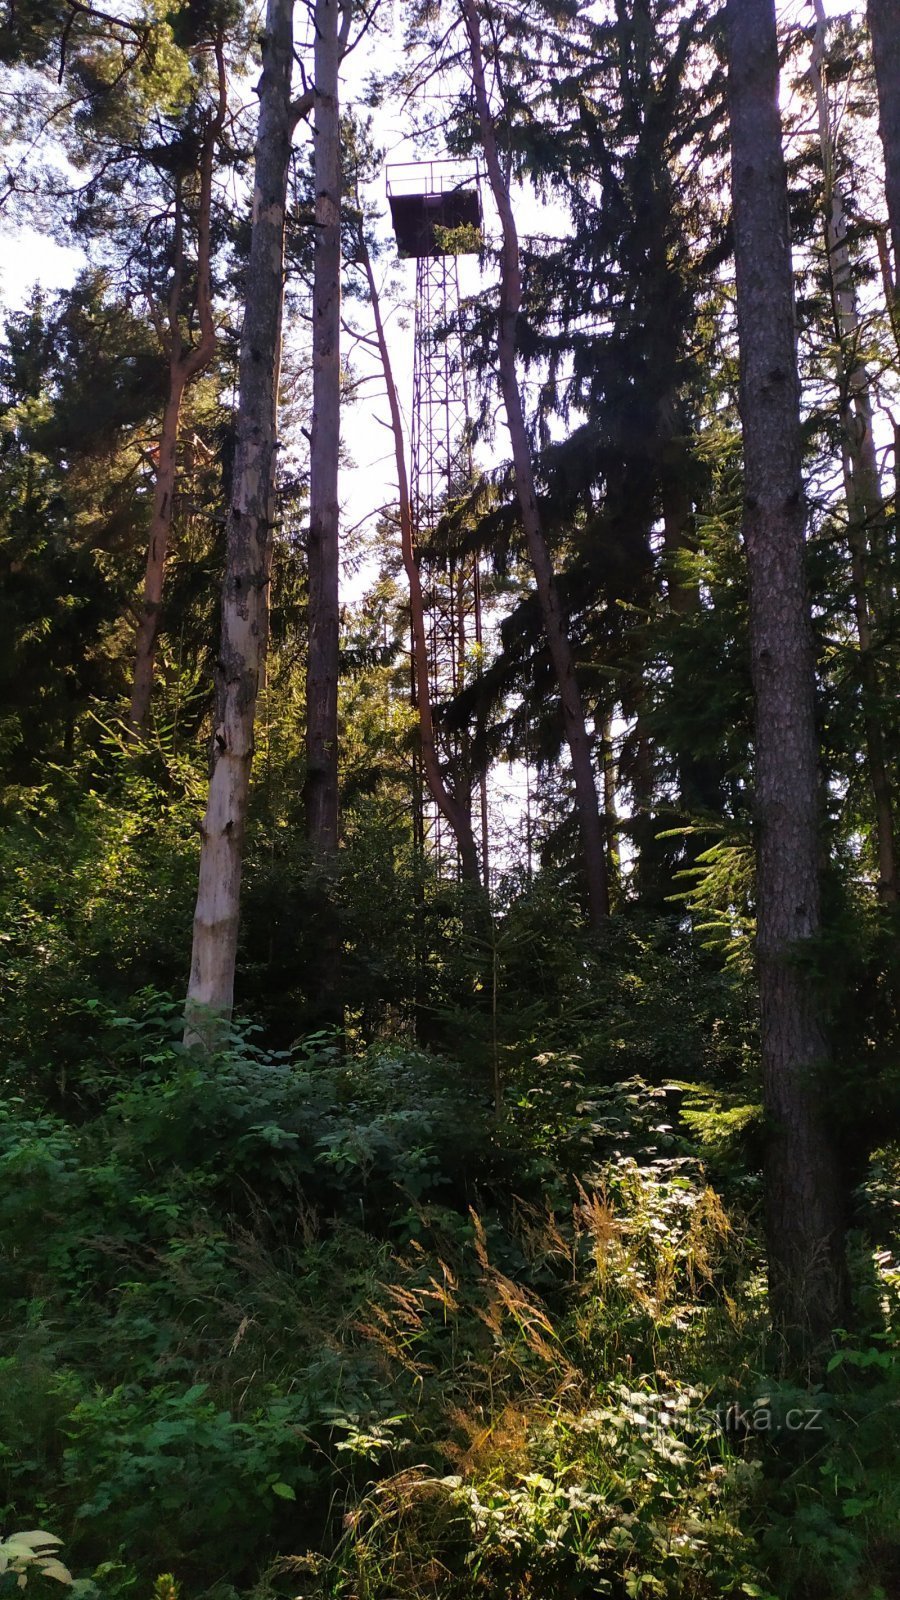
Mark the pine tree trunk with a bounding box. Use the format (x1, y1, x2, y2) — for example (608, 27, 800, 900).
(461, 0, 609, 926)
(304, 0, 343, 855)
(184, 0, 294, 1046)
(727, 0, 845, 1352)
(811, 0, 897, 904)
(128, 43, 226, 736)
(868, 0, 900, 294)
(360, 236, 481, 885)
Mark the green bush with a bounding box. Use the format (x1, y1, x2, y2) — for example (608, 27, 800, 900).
(1, 996, 898, 1600)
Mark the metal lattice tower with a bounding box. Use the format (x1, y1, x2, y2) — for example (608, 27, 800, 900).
(388, 160, 489, 881)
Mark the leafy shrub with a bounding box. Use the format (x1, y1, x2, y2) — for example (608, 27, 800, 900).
(1, 997, 897, 1600)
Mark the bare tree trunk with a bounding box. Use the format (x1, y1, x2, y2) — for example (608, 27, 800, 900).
(303, 0, 354, 1034)
(811, 0, 897, 904)
(185, 0, 294, 1046)
(461, 0, 609, 927)
(727, 0, 845, 1352)
(304, 0, 348, 854)
(360, 239, 481, 884)
(868, 0, 900, 296)
(128, 40, 227, 735)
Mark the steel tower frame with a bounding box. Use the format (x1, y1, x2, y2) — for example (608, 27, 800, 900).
(388, 161, 489, 883)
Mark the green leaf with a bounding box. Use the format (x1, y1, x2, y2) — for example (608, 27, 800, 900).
(841, 1497, 874, 1518)
(270, 1481, 296, 1501)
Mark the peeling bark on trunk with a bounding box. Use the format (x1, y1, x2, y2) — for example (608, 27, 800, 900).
(811, 0, 897, 904)
(360, 238, 481, 886)
(128, 41, 227, 736)
(461, 0, 609, 926)
(868, 0, 900, 297)
(304, 0, 347, 855)
(184, 0, 294, 1047)
(727, 0, 845, 1352)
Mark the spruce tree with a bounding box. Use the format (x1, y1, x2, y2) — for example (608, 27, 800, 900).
(727, 0, 845, 1350)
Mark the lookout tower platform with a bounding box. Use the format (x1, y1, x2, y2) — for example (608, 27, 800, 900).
(387, 160, 482, 258)
(384, 158, 489, 883)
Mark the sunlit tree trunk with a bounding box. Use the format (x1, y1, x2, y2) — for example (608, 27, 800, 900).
(727, 0, 845, 1351)
(128, 40, 227, 736)
(360, 236, 481, 885)
(810, 0, 896, 904)
(185, 0, 295, 1046)
(461, 0, 609, 926)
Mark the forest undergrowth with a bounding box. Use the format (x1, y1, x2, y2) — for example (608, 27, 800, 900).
(2, 884, 899, 1600)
